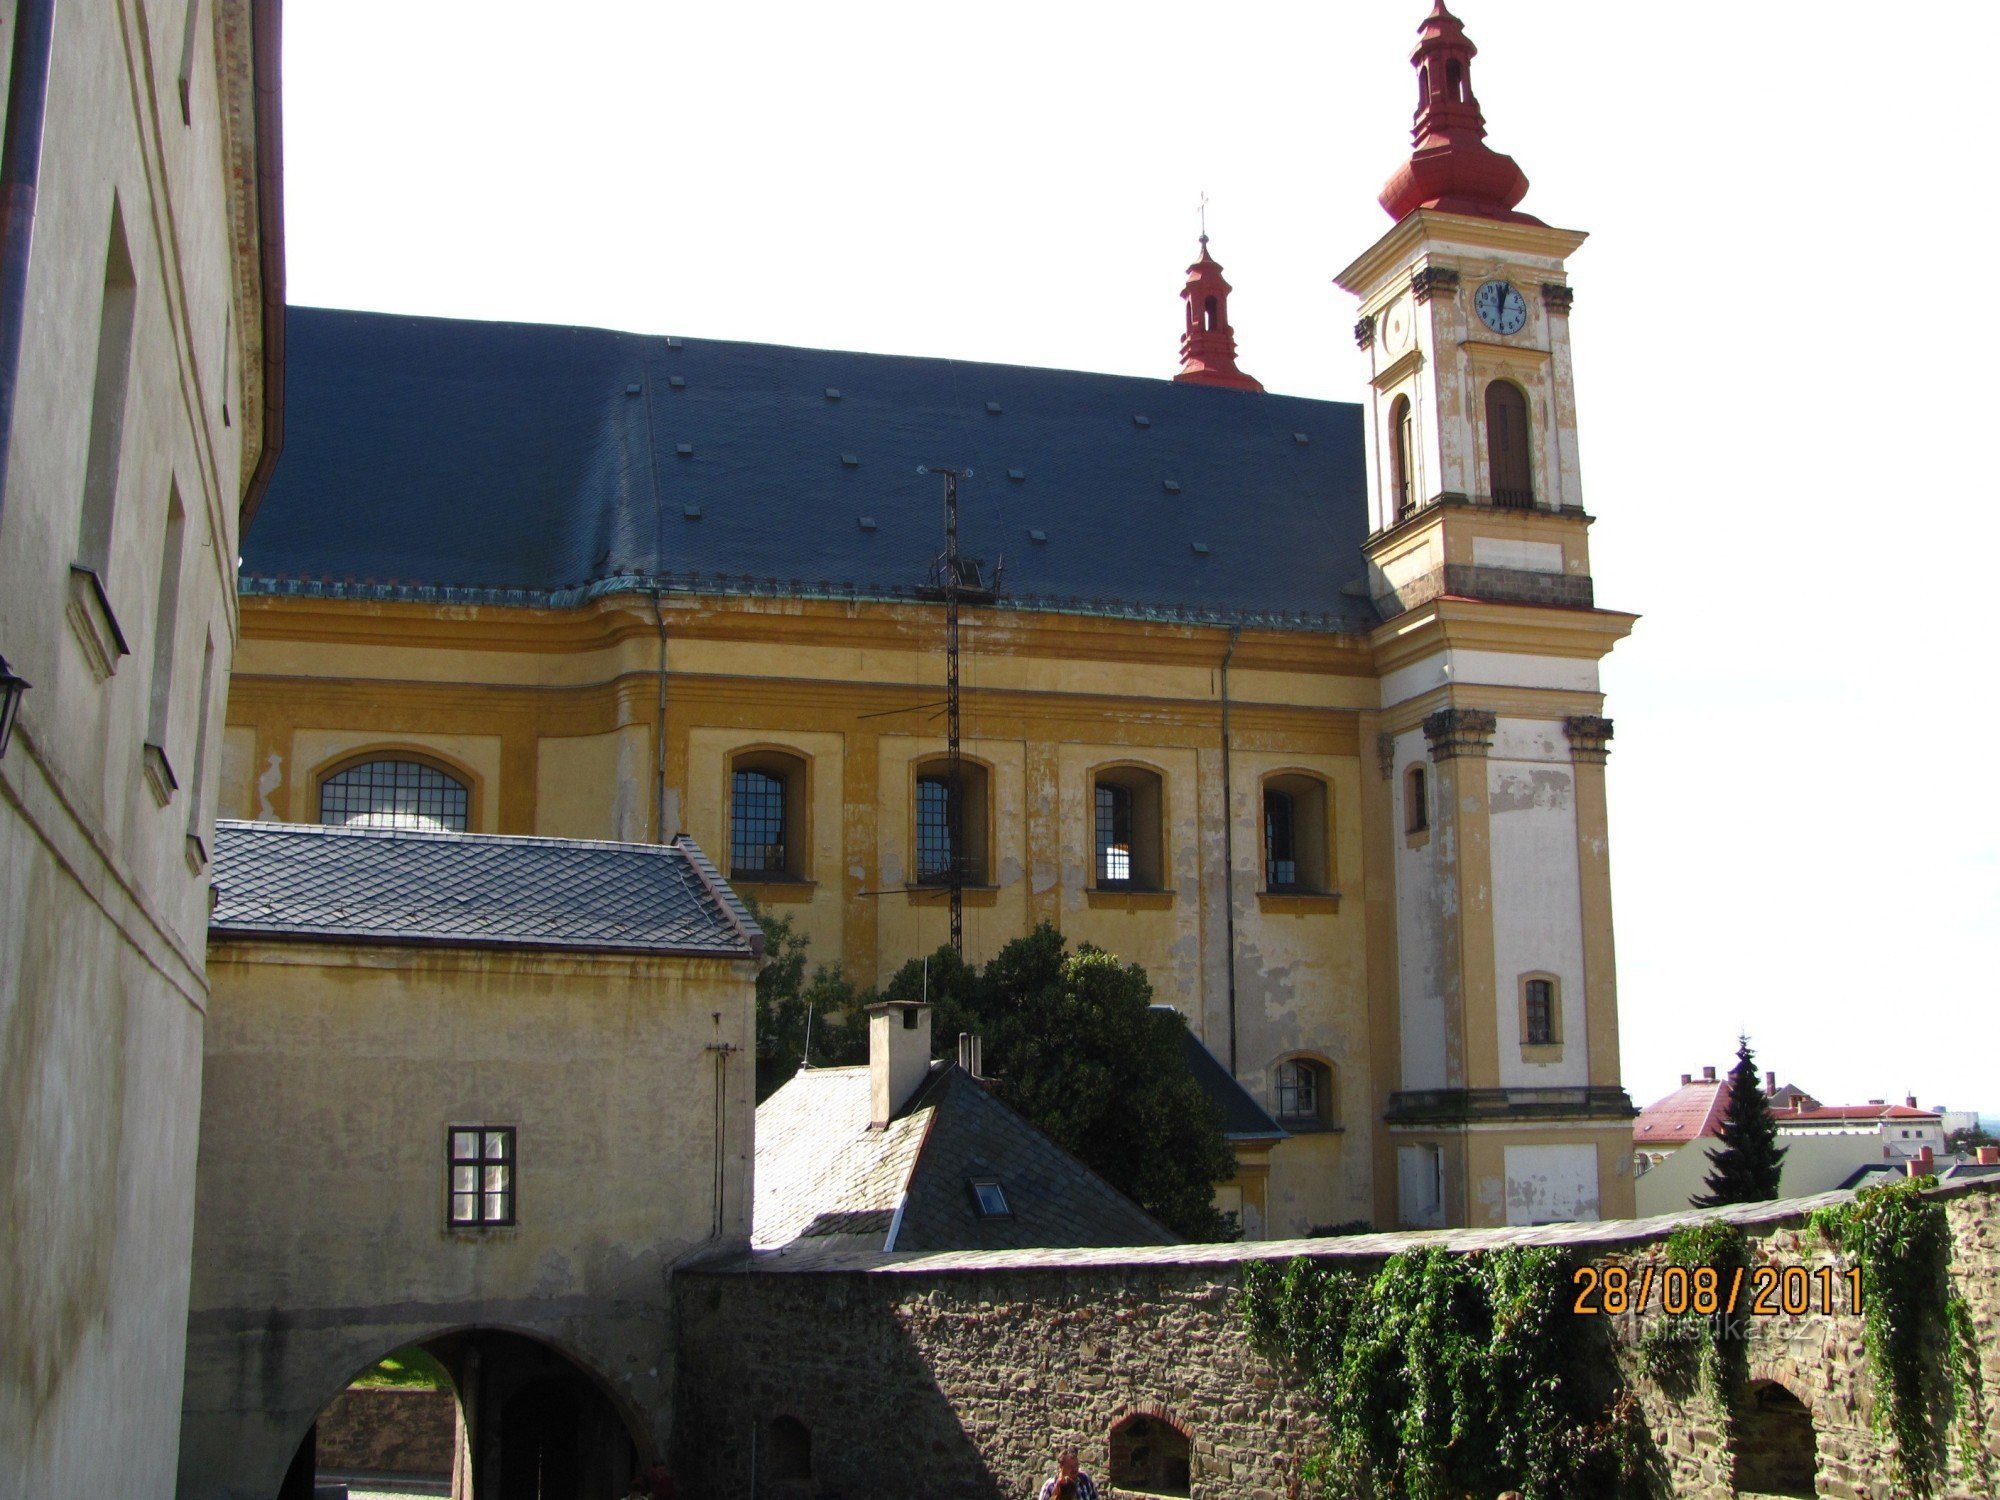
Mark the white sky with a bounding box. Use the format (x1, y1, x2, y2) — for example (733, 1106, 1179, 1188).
(282, 2, 1999, 1120)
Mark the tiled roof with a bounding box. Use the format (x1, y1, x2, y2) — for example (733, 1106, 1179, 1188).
(240, 308, 1375, 631)
(1632, 1079, 1729, 1146)
(753, 1061, 1176, 1254)
(1783, 1104, 1940, 1123)
(209, 820, 762, 957)
(1174, 1024, 1287, 1142)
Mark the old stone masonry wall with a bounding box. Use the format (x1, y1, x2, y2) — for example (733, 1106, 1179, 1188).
(673, 1179, 2000, 1500)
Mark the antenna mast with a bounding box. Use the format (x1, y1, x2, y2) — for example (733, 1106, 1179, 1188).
(921, 465, 971, 958)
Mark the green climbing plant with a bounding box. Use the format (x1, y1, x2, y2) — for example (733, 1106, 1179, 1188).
(1636, 1219, 1748, 1412)
(1807, 1178, 1986, 1499)
(1241, 1246, 1650, 1500)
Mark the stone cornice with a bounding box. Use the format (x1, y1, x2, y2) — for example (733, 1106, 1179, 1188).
(1334, 210, 1590, 300)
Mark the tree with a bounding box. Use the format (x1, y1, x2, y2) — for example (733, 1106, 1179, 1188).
(1692, 1035, 1788, 1207)
(880, 924, 1238, 1241)
(744, 900, 864, 1101)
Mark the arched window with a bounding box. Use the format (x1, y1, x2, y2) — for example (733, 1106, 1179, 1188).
(1263, 772, 1332, 892)
(1093, 765, 1164, 889)
(914, 758, 990, 886)
(1447, 59, 1465, 102)
(1485, 379, 1532, 508)
(729, 748, 809, 882)
(767, 1415, 813, 1485)
(1108, 1413, 1191, 1498)
(1388, 394, 1414, 521)
(1404, 763, 1429, 836)
(1732, 1381, 1816, 1498)
(1202, 294, 1217, 332)
(319, 757, 469, 832)
(1274, 1056, 1335, 1128)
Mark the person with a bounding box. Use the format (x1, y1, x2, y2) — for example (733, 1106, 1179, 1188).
(1037, 1445, 1098, 1500)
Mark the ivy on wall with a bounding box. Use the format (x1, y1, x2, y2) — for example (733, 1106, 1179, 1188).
(1809, 1180, 1989, 1499)
(1635, 1220, 1748, 1413)
(1239, 1246, 1650, 1500)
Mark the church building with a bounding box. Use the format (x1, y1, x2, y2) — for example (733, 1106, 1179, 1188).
(218, 1, 1635, 1236)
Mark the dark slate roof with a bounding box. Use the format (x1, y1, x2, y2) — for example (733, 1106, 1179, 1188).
(209, 820, 762, 957)
(754, 1062, 1176, 1254)
(1173, 1023, 1289, 1142)
(241, 307, 1374, 630)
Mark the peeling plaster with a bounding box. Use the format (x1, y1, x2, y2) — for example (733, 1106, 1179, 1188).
(256, 752, 283, 821)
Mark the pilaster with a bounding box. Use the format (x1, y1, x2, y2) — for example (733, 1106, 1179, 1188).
(1564, 715, 1620, 1088)
(1421, 707, 1498, 1092)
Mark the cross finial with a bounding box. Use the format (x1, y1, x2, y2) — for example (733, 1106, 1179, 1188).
(1197, 190, 1209, 246)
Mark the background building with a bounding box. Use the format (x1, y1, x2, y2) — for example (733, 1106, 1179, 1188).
(0, 2, 281, 1493)
(216, 4, 1632, 1236)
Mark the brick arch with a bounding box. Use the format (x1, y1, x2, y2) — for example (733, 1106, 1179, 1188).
(1107, 1402, 1193, 1497)
(1731, 1372, 1819, 1500)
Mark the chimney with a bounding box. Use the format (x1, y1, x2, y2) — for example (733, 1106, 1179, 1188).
(956, 1031, 985, 1081)
(1702, 1066, 1716, 1082)
(1905, 1095, 1917, 1109)
(1906, 1145, 1935, 1178)
(1979, 1146, 1999, 1166)
(1680, 1073, 1692, 1086)
(1765, 1071, 1776, 1094)
(868, 1001, 932, 1129)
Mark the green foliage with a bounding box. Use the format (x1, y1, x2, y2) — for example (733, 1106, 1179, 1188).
(746, 900, 866, 1100)
(884, 925, 1237, 1240)
(1636, 1220, 1747, 1407)
(1692, 1035, 1786, 1208)
(350, 1346, 451, 1391)
(1241, 1246, 1649, 1499)
(1810, 1178, 1987, 1497)
(1945, 1124, 1995, 1154)
(751, 915, 1236, 1239)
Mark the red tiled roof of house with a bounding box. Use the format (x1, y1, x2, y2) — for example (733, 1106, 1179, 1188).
(1633, 1079, 1730, 1145)
(1783, 1103, 1940, 1123)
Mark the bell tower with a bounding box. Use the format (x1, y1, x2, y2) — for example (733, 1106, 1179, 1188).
(1341, 2, 1637, 1231)
(1175, 236, 1263, 392)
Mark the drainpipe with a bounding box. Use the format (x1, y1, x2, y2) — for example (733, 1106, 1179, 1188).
(1219, 626, 1240, 1073)
(0, 0, 58, 730)
(649, 585, 669, 841)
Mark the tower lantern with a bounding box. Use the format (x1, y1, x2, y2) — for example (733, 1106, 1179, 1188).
(1378, 1, 1537, 224)
(1174, 236, 1263, 392)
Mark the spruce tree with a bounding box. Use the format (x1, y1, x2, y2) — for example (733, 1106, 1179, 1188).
(1692, 1035, 1788, 1207)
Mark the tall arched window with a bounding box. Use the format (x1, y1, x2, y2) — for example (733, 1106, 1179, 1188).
(1388, 394, 1414, 521)
(729, 748, 809, 882)
(1093, 765, 1165, 889)
(1263, 772, 1332, 892)
(1485, 379, 1532, 508)
(319, 757, 469, 832)
(1202, 294, 1217, 332)
(914, 758, 991, 885)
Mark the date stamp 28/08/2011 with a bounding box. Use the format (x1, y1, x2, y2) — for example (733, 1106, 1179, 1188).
(1570, 1264, 1863, 1318)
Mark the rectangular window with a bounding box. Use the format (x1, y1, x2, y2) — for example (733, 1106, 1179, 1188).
(77, 200, 139, 575)
(1524, 978, 1555, 1045)
(730, 768, 788, 875)
(970, 1179, 1010, 1218)
(448, 1127, 516, 1226)
(146, 483, 187, 748)
(1264, 789, 1297, 888)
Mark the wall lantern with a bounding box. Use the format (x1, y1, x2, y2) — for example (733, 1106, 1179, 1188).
(0, 654, 27, 759)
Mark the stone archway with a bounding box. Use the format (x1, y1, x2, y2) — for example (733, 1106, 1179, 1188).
(272, 1328, 646, 1500)
(1731, 1378, 1817, 1498)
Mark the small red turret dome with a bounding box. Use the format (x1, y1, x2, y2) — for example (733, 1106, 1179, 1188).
(1174, 236, 1263, 393)
(1377, 2, 1540, 225)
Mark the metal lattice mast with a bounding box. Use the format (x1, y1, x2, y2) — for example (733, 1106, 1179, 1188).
(939, 465, 965, 959)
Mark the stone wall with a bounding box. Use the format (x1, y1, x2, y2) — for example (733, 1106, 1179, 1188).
(315, 1388, 455, 1477)
(673, 1179, 2000, 1499)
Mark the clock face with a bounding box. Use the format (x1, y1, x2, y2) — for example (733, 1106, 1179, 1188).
(1475, 280, 1528, 335)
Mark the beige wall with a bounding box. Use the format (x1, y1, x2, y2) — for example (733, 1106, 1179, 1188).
(178, 937, 757, 1500)
(0, 1, 271, 1493)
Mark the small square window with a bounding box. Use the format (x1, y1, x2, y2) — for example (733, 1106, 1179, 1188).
(970, 1179, 1010, 1217)
(448, 1126, 515, 1227)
